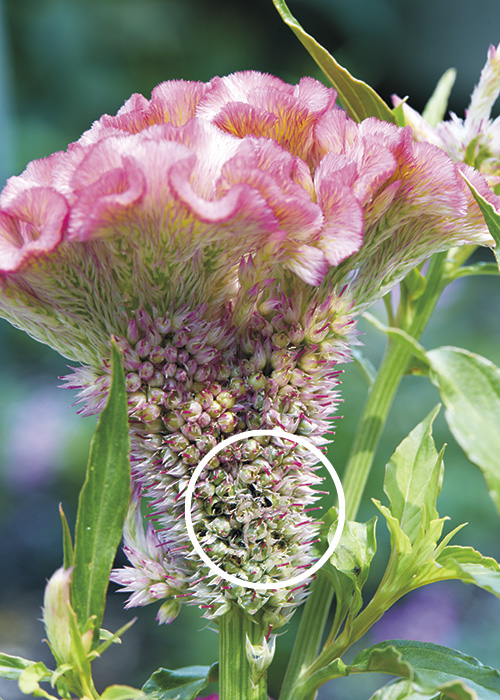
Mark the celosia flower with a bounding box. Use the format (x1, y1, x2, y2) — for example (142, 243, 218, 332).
(393, 43, 500, 184)
(0, 71, 496, 630)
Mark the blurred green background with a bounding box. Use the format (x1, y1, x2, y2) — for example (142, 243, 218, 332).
(0, 1, 500, 698)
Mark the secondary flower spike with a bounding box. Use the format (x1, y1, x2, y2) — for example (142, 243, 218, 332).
(0, 71, 496, 629)
(393, 43, 500, 183)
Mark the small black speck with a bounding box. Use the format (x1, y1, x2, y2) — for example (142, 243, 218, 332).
(248, 483, 261, 497)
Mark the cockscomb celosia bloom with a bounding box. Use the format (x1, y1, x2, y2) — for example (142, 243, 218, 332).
(393, 43, 500, 184)
(0, 71, 496, 629)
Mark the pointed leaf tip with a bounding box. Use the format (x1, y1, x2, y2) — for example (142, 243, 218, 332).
(462, 174, 500, 271)
(271, 0, 395, 123)
(59, 503, 74, 570)
(383, 405, 443, 544)
(422, 67, 457, 126)
(71, 342, 131, 643)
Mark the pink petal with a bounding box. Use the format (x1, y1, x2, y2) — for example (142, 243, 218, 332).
(212, 101, 278, 139)
(0, 187, 68, 272)
(400, 141, 467, 216)
(82, 81, 211, 145)
(312, 108, 357, 163)
(68, 159, 145, 240)
(199, 71, 335, 160)
(196, 71, 292, 121)
(169, 153, 276, 226)
(0, 151, 66, 206)
(350, 142, 398, 206)
(285, 242, 329, 285)
(219, 138, 323, 238)
(149, 80, 211, 126)
(66, 133, 192, 239)
(314, 166, 364, 265)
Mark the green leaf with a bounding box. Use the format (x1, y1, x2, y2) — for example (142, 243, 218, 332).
(96, 618, 137, 656)
(0, 653, 37, 681)
(329, 516, 377, 584)
(362, 313, 429, 366)
(435, 545, 500, 597)
(384, 406, 443, 543)
(329, 515, 377, 617)
(401, 267, 427, 302)
(59, 504, 74, 570)
(300, 658, 349, 695)
(372, 501, 413, 558)
(351, 642, 413, 677)
(141, 665, 217, 700)
(370, 678, 474, 700)
(351, 640, 500, 698)
(71, 342, 131, 641)
(393, 102, 407, 128)
(372, 501, 451, 596)
(461, 174, 500, 271)
(422, 68, 457, 126)
(452, 262, 500, 280)
(271, 0, 395, 124)
(18, 662, 54, 698)
(369, 679, 438, 699)
(100, 685, 143, 700)
(372, 500, 418, 592)
(66, 604, 94, 685)
(435, 681, 477, 700)
(427, 346, 500, 515)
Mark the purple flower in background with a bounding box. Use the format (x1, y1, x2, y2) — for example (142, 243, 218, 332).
(372, 586, 459, 647)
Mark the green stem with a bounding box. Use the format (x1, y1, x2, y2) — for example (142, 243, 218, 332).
(219, 608, 268, 700)
(278, 575, 332, 700)
(279, 253, 449, 700)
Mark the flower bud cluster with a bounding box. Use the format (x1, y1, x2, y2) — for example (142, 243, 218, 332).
(68, 285, 353, 628)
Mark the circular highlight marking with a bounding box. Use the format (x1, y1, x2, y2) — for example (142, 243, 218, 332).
(184, 428, 345, 591)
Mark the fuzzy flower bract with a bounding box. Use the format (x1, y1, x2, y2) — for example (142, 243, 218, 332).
(0, 71, 496, 629)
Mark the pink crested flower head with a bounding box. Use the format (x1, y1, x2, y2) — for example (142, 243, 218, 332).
(0, 70, 495, 357)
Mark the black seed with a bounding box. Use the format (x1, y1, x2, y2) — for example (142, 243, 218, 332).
(248, 483, 261, 497)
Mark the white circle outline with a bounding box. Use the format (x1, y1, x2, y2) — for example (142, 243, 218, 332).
(184, 428, 345, 591)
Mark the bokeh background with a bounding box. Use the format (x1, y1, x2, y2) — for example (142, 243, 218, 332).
(1, 1, 500, 698)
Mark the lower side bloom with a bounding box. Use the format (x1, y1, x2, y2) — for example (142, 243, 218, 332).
(65, 278, 354, 629)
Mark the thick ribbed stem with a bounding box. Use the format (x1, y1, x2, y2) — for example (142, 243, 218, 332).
(219, 609, 268, 700)
(278, 575, 332, 700)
